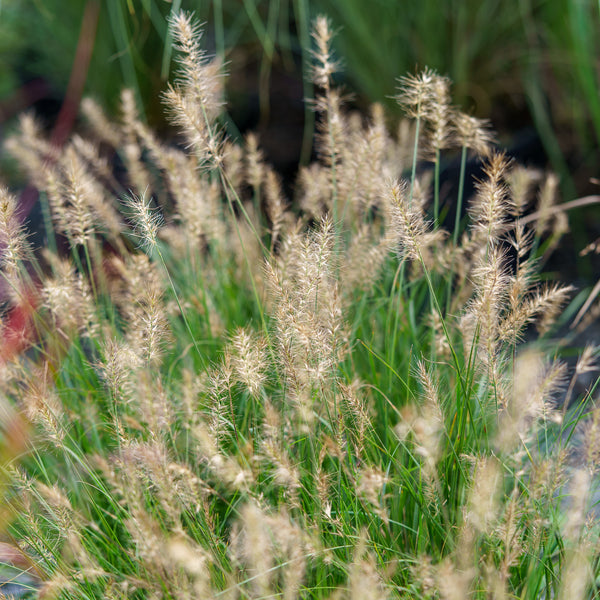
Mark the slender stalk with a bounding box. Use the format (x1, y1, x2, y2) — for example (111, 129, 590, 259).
(453, 145, 468, 245)
(433, 148, 440, 228)
(408, 116, 421, 207)
(386, 261, 406, 393)
(446, 145, 468, 314)
(82, 239, 98, 302)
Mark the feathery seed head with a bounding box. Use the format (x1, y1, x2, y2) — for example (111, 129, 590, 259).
(562, 468, 591, 542)
(0, 187, 30, 276)
(61, 146, 97, 246)
(128, 286, 172, 366)
(298, 163, 330, 218)
(170, 11, 203, 56)
(385, 178, 444, 262)
(340, 378, 371, 454)
(245, 132, 265, 192)
(42, 256, 98, 339)
(80, 97, 122, 147)
(124, 191, 163, 252)
(165, 12, 225, 166)
(466, 457, 502, 533)
(314, 87, 347, 173)
(536, 173, 559, 236)
(413, 360, 445, 465)
(264, 167, 288, 250)
(530, 283, 574, 335)
(347, 534, 389, 600)
(464, 246, 511, 370)
(576, 344, 600, 376)
(453, 111, 495, 157)
(222, 139, 245, 192)
(426, 74, 452, 154)
(357, 465, 388, 510)
(234, 502, 274, 596)
(97, 338, 142, 399)
(506, 165, 541, 216)
(580, 408, 600, 473)
(21, 366, 64, 445)
(230, 327, 267, 397)
(120, 89, 153, 194)
(470, 151, 513, 245)
(5, 114, 56, 188)
(497, 350, 566, 452)
(311, 16, 340, 89)
(395, 67, 438, 119)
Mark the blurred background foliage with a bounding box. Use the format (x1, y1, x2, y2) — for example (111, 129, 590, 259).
(0, 0, 599, 211)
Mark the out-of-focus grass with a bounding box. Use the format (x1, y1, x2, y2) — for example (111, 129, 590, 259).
(3, 1, 599, 173)
(0, 1, 308, 121)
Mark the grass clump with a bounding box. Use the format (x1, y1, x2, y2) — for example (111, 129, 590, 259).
(0, 12, 599, 600)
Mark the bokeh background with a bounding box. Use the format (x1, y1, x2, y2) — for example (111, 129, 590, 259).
(1, 0, 599, 278)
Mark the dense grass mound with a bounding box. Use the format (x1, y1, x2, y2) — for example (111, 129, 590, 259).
(0, 13, 599, 600)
